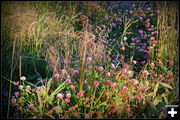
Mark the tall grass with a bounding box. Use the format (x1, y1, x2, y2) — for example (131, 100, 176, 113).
(156, 1, 179, 73)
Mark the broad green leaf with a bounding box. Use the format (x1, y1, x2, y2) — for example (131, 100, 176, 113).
(145, 92, 154, 97)
(160, 82, 173, 90)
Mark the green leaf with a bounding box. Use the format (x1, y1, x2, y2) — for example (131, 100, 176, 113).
(153, 83, 159, 98)
(164, 96, 169, 105)
(160, 82, 173, 90)
(146, 92, 154, 97)
(153, 97, 162, 106)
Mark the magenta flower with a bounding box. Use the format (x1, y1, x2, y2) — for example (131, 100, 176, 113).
(98, 66, 104, 72)
(73, 70, 79, 75)
(133, 60, 137, 64)
(66, 93, 71, 98)
(64, 98, 70, 103)
(14, 92, 20, 97)
(20, 76, 26, 81)
(37, 86, 44, 92)
(86, 57, 92, 63)
(94, 80, 100, 87)
(110, 82, 116, 87)
(11, 98, 16, 103)
(66, 79, 72, 84)
(12, 81, 19, 85)
(150, 37, 155, 41)
(56, 93, 64, 99)
(105, 71, 111, 77)
(77, 91, 84, 97)
(141, 61, 146, 65)
(18, 85, 24, 90)
(122, 86, 128, 92)
(54, 74, 60, 78)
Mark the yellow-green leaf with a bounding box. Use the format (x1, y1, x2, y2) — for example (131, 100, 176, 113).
(153, 83, 159, 98)
(160, 82, 173, 90)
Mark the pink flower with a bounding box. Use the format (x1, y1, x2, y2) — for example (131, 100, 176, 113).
(123, 37, 127, 41)
(56, 93, 64, 99)
(54, 74, 60, 78)
(60, 69, 67, 75)
(141, 61, 146, 65)
(111, 63, 116, 70)
(168, 26, 172, 30)
(66, 79, 72, 84)
(28, 104, 34, 110)
(105, 71, 111, 77)
(122, 86, 128, 92)
(32, 88, 36, 92)
(13, 81, 19, 85)
(66, 93, 71, 98)
(20, 76, 26, 81)
(169, 61, 174, 66)
(110, 82, 116, 87)
(18, 85, 24, 90)
(142, 70, 149, 76)
(73, 70, 79, 75)
(150, 37, 155, 41)
(86, 57, 92, 63)
(70, 85, 75, 90)
(14, 92, 20, 97)
(123, 64, 129, 69)
(77, 91, 84, 97)
(98, 66, 104, 72)
(17, 106, 22, 111)
(11, 98, 16, 103)
(94, 80, 100, 87)
(105, 80, 111, 86)
(38, 86, 44, 92)
(122, 69, 127, 74)
(137, 86, 143, 91)
(121, 47, 125, 50)
(64, 98, 70, 103)
(146, 7, 151, 11)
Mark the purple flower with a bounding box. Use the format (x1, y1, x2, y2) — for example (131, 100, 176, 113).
(14, 92, 20, 97)
(73, 70, 79, 75)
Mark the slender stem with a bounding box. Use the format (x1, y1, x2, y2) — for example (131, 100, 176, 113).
(7, 39, 16, 118)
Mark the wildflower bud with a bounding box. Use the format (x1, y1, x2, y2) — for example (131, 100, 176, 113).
(20, 76, 26, 81)
(86, 57, 92, 63)
(123, 37, 127, 41)
(64, 98, 70, 103)
(26, 85, 31, 90)
(142, 70, 149, 76)
(137, 86, 143, 91)
(28, 104, 34, 110)
(56, 93, 64, 99)
(11, 98, 17, 103)
(122, 86, 128, 92)
(32, 88, 36, 92)
(54, 74, 60, 78)
(77, 91, 84, 97)
(66, 93, 71, 98)
(73, 70, 79, 75)
(70, 85, 75, 90)
(121, 47, 125, 50)
(66, 79, 72, 84)
(94, 80, 100, 87)
(169, 61, 174, 66)
(123, 64, 129, 69)
(105, 71, 111, 77)
(98, 66, 104, 72)
(18, 85, 24, 90)
(14, 92, 20, 97)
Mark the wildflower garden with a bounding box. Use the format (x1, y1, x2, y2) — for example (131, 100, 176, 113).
(1, 1, 179, 119)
